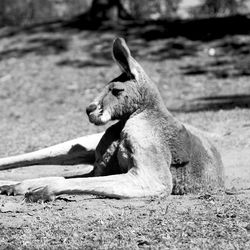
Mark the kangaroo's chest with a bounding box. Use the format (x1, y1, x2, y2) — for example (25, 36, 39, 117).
(94, 138, 120, 176)
(94, 136, 132, 175)
(93, 121, 130, 176)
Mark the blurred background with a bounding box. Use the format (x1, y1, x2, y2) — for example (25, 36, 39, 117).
(0, 0, 250, 158)
(0, 0, 249, 26)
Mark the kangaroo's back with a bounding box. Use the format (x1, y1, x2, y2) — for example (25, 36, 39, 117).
(169, 123, 224, 194)
(137, 107, 225, 194)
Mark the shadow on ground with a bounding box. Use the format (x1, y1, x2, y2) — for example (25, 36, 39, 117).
(2, 14, 250, 40)
(1, 14, 250, 112)
(181, 36, 250, 79)
(171, 94, 250, 113)
(1, 14, 250, 65)
(56, 58, 110, 68)
(0, 36, 69, 60)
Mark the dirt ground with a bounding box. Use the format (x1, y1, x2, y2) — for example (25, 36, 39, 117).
(0, 24, 250, 249)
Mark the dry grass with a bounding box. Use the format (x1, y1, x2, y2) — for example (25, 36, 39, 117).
(1, 193, 250, 249)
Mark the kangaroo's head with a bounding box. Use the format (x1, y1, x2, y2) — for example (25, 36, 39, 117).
(86, 37, 165, 126)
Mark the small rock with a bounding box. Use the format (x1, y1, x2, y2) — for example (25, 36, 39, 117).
(208, 48, 216, 56)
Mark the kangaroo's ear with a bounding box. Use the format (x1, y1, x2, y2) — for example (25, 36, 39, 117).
(112, 37, 139, 80)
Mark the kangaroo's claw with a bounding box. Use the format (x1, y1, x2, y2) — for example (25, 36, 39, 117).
(0, 184, 18, 196)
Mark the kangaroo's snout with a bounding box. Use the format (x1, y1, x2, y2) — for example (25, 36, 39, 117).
(86, 103, 97, 115)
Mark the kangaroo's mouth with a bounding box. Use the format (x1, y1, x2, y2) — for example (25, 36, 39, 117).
(88, 104, 111, 126)
(97, 105, 104, 116)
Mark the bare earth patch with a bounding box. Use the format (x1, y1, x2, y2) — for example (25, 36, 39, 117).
(0, 27, 250, 249)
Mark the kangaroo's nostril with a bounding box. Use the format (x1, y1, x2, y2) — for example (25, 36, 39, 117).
(86, 103, 98, 115)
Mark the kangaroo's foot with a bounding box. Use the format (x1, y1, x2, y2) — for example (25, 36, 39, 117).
(0, 177, 64, 196)
(25, 186, 56, 202)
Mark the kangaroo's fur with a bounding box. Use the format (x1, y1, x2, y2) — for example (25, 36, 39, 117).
(0, 38, 224, 202)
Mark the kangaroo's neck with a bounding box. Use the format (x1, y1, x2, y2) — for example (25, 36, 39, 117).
(133, 85, 176, 124)
(124, 104, 181, 132)
(137, 73, 172, 116)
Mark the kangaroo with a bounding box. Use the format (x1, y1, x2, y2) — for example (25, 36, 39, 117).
(0, 38, 224, 202)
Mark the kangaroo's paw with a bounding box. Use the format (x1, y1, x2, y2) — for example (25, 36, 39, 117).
(25, 186, 55, 203)
(0, 183, 22, 196)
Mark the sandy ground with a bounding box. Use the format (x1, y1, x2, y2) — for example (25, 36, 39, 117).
(0, 26, 250, 249)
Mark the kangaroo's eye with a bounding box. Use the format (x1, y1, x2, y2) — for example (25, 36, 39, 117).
(112, 88, 124, 96)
